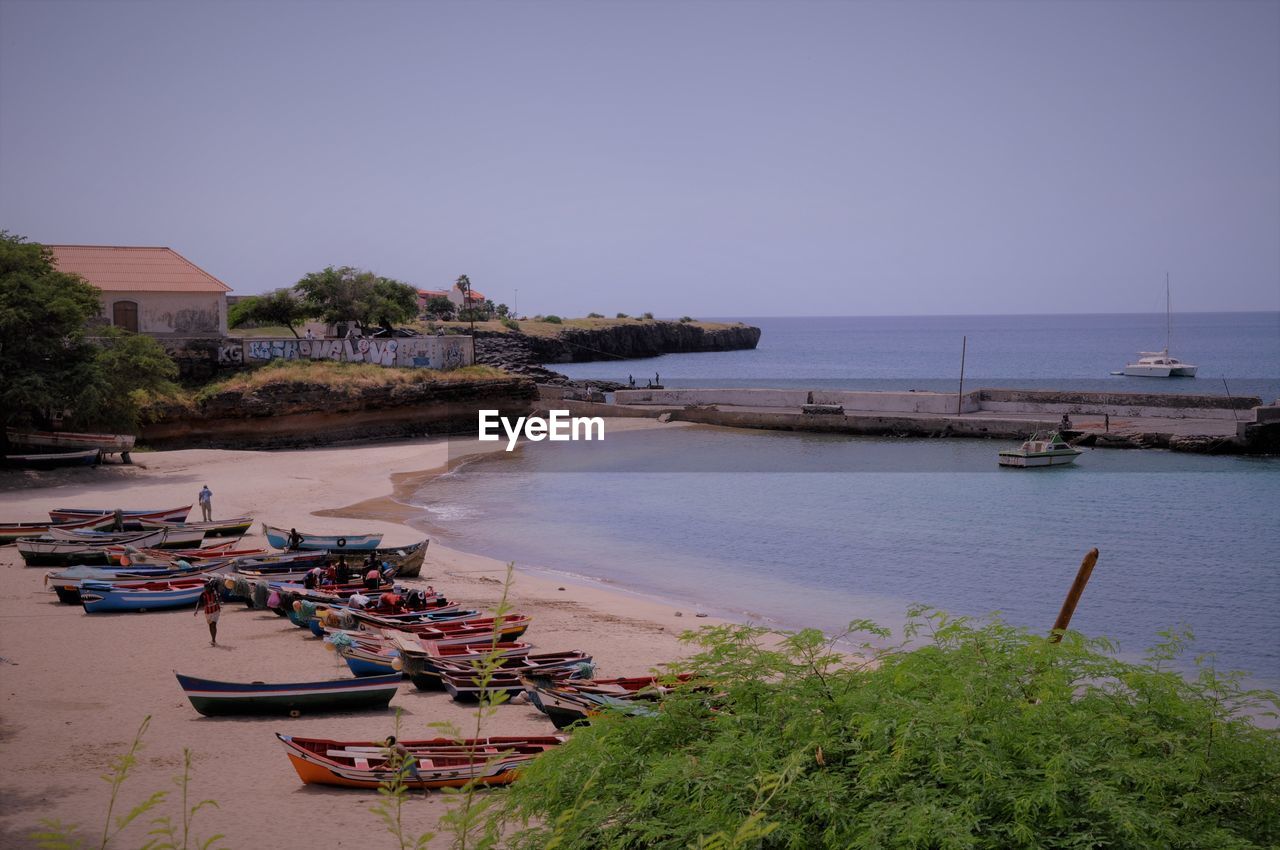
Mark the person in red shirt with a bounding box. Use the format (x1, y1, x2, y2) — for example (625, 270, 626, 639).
(194, 580, 222, 646)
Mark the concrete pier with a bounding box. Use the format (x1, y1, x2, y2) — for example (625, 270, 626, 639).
(541, 387, 1278, 454)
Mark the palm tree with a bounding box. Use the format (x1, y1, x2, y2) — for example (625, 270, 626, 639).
(456, 274, 474, 332)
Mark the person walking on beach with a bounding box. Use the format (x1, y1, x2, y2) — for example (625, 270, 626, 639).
(194, 580, 222, 646)
(198, 485, 213, 521)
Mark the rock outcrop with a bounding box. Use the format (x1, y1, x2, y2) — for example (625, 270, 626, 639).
(473, 321, 761, 384)
(142, 376, 537, 449)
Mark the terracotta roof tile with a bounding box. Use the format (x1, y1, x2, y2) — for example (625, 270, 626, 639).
(47, 245, 232, 293)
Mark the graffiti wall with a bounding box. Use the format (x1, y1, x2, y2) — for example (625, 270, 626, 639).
(241, 336, 474, 370)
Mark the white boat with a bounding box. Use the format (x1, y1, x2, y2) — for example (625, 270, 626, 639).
(1116, 275, 1197, 377)
(998, 432, 1082, 468)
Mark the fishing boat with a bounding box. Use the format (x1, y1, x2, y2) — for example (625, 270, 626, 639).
(4, 448, 100, 468)
(521, 675, 685, 729)
(1114, 275, 1197, 377)
(262, 524, 383, 552)
(49, 505, 192, 523)
(137, 515, 254, 538)
(437, 651, 594, 701)
(391, 640, 535, 689)
(357, 539, 429, 578)
(349, 611, 532, 644)
(175, 672, 401, 717)
(6, 428, 135, 456)
(80, 579, 208, 613)
(46, 563, 226, 604)
(276, 733, 565, 790)
(997, 432, 1083, 468)
(0, 515, 113, 546)
(17, 530, 164, 566)
(49, 526, 206, 549)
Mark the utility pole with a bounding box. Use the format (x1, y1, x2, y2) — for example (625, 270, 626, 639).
(514, 288, 519, 319)
(956, 335, 967, 415)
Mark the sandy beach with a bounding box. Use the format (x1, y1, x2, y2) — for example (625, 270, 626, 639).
(0, 420, 709, 849)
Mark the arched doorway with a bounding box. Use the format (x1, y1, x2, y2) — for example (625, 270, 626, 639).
(112, 300, 139, 332)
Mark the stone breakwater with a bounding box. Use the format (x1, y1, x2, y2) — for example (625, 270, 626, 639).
(142, 377, 537, 449)
(474, 321, 762, 383)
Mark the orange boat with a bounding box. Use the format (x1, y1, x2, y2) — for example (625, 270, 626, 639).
(276, 733, 564, 789)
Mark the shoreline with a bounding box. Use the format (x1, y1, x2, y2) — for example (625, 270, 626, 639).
(0, 420, 720, 849)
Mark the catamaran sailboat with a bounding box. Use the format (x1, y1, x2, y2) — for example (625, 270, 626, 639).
(1114, 275, 1197, 377)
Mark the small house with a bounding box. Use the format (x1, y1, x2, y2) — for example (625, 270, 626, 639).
(48, 244, 232, 336)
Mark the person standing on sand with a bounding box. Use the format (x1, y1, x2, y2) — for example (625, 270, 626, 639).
(198, 485, 213, 521)
(194, 580, 222, 645)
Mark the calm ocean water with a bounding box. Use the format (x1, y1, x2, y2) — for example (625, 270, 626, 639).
(413, 313, 1279, 687)
(555, 313, 1280, 400)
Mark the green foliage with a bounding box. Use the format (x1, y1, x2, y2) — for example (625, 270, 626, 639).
(642, 311, 654, 320)
(228, 288, 309, 337)
(425, 296, 456, 320)
(0, 232, 178, 435)
(615, 312, 628, 319)
(501, 318, 520, 331)
(680, 316, 695, 323)
(73, 327, 180, 432)
(294, 266, 418, 332)
(495, 610, 1280, 849)
(370, 712, 435, 850)
(0, 231, 102, 431)
(495, 303, 511, 318)
(543, 314, 563, 324)
(587, 312, 604, 318)
(31, 716, 222, 850)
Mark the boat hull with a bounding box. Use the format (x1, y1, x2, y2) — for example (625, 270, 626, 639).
(998, 453, 1081, 468)
(81, 583, 206, 613)
(276, 733, 564, 790)
(49, 506, 192, 523)
(176, 672, 400, 716)
(4, 449, 100, 468)
(262, 524, 383, 551)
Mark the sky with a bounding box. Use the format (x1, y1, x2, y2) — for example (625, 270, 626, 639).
(1, 0, 1277, 317)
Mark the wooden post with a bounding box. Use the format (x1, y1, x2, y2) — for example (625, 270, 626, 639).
(956, 335, 967, 415)
(1050, 548, 1099, 642)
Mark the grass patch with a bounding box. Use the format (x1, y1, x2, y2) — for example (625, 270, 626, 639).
(195, 360, 509, 399)
(418, 317, 748, 337)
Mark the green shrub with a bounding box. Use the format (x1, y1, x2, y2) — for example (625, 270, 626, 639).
(494, 610, 1280, 849)
(616, 312, 629, 319)
(680, 316, 695, 323)
(501, 318, 521, 331)
(587, 312, 604, 319)
(543, 315, 563, 324)
(642, 311, 654, 320)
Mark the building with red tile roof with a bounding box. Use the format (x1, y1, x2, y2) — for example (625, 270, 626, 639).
(48, 245, 232, 336)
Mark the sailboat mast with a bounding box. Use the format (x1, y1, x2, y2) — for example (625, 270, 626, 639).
(1165, 272, 1171, 354)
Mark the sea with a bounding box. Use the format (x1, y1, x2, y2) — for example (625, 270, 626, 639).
(410, 313, 1280, 689)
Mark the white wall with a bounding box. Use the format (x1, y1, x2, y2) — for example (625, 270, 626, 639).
(103, 291, 227, 336)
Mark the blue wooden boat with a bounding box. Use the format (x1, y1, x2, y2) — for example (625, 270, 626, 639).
(174, 671, 401, 716)
(334, 642, 402, 677)
(80, 580, 206, 613)
(262, 524, 383, 552)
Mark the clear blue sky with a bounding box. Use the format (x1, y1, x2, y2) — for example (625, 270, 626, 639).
(2, 0, 1277, 316)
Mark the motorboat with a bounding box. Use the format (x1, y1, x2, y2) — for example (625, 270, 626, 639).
(998, 432, 1082, 468)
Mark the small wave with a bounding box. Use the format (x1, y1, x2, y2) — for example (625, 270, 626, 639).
(417, 503, 482, 522)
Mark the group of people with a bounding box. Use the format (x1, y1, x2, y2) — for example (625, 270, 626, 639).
(301, 553, 395, 591)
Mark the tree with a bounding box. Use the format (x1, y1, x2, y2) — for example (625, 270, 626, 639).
(228, 288, 309, 337)
(72, 327, 179, 432)
(294, 266, 418, 333)
(0, 232, 178, 441)
(424, 296, 456, 320)
(0, 232, 101, 440)
(495, 303, 511, 318)
(454, 274, 477, 331)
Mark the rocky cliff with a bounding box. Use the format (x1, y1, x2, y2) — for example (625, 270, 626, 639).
(474, 321, 761, 383)
(142, 376, 537, 449)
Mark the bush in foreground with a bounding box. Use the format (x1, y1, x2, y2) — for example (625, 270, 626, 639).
(497, 610, 1280, 849)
